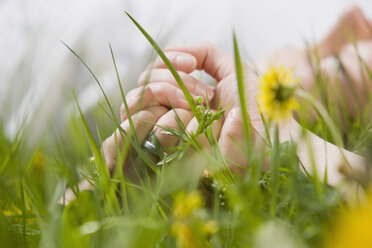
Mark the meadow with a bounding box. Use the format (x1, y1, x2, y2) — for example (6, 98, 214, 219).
(1, 12, 372, 248)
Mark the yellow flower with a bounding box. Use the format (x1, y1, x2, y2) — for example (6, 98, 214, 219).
(171, 221, 195, 248)
(173, 191, 202, 219)
(203, 220, 219, 236)
(1, 205, 36, 225)
(258, 65, 299, 121)
(2, 206, 22, 217)
(324, 193, 372, 248)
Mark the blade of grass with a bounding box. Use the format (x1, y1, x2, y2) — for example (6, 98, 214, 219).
(233, 33, 252, 146)
(100, 106, 159, 173)
(124, 11, 198, 119)
(20, 178, 26, 248)
(205, 127, 234, 183)
(109, 44, 161, 174)
(297, 90, 344, 148)
(73, 93, 120, 214)
(62, 42, 120, 127)
(109, 44, 138, 143)
(113, 130, 129, 213)
(269, 124, 279, 217)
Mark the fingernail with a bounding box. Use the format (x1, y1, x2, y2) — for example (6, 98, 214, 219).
(175, 54, 196, 69)
(207, 84, 215, 91)
(207, 85, 215, 99)
(196, 83, 214, 99)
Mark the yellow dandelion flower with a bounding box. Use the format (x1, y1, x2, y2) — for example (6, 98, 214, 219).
(258, 65, 299, 121)
(324, 192, 372, 248)
(173, 191, 202, 219)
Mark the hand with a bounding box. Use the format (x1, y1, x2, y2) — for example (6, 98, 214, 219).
(95, 44, 246, 173)
(61, 104, 168, 204)
(118, 87, 223, 154)
(135, 43, 365, 188)
(135, 42, 266, 168)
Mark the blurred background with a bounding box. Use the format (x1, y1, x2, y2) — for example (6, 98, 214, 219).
(1, 0, 371, 140)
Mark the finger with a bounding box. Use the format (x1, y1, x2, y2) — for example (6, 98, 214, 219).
(138, 68, 214, 98)
(186, 111, 223, 150)
(152, 51, 197, 73)
(104, 105, 168, 171)
(217, 108, 248, 171)
(121, 86, 152, 122)
(165, 42, 235, 82)
(121, 84, 191, 122)
(59, 179, 93, 205)
(153, 108, 193, 150)
(61, 106, 168, 204)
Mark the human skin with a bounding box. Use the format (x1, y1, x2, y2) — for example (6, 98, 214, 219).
(63, 6, 372, 203)
(129, 42, 366, 186)
(113, 6, 372, 186)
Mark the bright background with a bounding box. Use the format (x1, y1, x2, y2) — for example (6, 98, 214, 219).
(1, 0, 371, 138)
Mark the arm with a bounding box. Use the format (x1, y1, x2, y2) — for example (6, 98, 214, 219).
(281, 118, 365, 186)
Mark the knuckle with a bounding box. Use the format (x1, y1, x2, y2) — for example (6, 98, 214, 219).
(135, 106, 167, 122)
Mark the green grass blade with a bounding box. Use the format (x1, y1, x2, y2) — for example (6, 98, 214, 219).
(269, 124, 279, 217)
(233, 33, 252, 145)
(124, 11, 198, 119)
(109, 44, 138, 143)
(297, 90, 344, 147)
(62, 41, 120, 127)
(73, 93, 120, 214)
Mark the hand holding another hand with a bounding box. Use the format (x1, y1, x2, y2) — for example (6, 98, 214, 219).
(125, 42, 267, 168)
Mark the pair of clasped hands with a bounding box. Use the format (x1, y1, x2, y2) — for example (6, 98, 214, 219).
(103, 42, 268, 172)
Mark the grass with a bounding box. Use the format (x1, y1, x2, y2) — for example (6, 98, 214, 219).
(1, 12, 372, 248)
